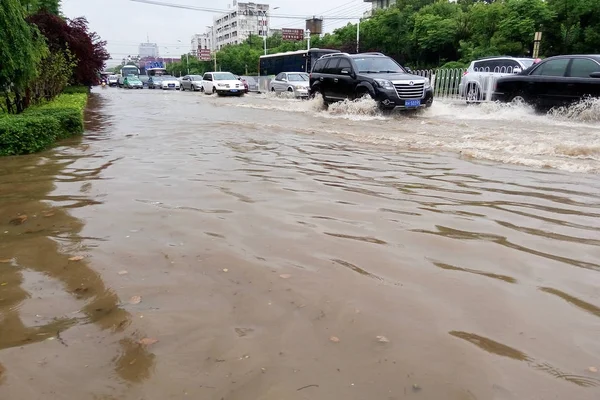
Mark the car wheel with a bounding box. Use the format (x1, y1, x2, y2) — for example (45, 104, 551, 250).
(466, 84, 482, 104)
(181, 85, 185, 92)
(509, 92, 526, 105)
(212, 87, 216, 95)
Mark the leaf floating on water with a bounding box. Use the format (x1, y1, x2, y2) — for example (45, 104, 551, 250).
(329, 336, 340, 343)
(129, 295, 142, 305)
(68, 256, 84, 261)
(118, 270, 129, 275)
(376, 335, 390, 343)
(1, 283, 7, 286)
(589, 366, 598, 373)
(0, 259, 11, 263)
(138, 337, 158, 346)
(9, 215, 27, 225)
(279, 274, 291, 279)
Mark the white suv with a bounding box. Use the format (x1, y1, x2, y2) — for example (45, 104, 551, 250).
(201, 72, 244, 96)
(459, 57, 536, 102)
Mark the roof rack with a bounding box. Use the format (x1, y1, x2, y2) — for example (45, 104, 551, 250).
(356, 52, 385, 56)
(476, 55, 516, 60)
(319, 53, 349, 59)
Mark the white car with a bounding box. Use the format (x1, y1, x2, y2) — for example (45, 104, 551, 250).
(202, 72, 244, 96)
(159, 75, 181, 90)
(269, 72, 310, 97)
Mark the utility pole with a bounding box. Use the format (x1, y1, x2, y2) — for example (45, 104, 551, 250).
(186, 53, 190, 74)
(306, 29, 311, 50)
(356, 18, 360, 53)
(532, 31, 542, 59)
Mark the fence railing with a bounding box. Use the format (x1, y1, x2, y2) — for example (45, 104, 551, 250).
(412, 68, 466, 101)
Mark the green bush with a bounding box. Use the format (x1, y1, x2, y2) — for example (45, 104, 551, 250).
(0, 92, 87, 156)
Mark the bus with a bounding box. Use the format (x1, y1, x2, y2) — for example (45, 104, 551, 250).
(146, 67, 168, 77)
(259, 48, 340, 76)
(121, 65, 139, 77)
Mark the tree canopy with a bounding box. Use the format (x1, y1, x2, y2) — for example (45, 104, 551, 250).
(171, 0, 600, 75)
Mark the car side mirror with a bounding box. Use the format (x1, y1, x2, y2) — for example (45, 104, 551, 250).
(405, 67, 412, 73)
(590, 72, 600, 78)
(340, 68, 351, 75)
(513, 67, 522, 74)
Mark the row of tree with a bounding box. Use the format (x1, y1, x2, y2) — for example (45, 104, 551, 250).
(1, 0, 109, 113)
(165, 0, 599, 76)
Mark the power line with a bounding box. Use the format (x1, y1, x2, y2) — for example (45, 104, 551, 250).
(271, 0, 360, 30)
(129, 0, 364, 19)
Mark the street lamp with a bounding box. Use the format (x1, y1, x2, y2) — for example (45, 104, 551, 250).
(263, 6, 279, 56)
(178, 40, 190, 74)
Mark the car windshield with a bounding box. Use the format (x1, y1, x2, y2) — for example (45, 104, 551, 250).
(214, 72, 237, 81)
(353, 57, 405, 73)
(242, 76, 256, 84)
(161, 75, 175, 80)
(288, 73, 308, 81)
(190, 75, 202, 81)
(152, 77, 163, 81)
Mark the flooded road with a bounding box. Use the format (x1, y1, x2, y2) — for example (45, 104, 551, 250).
(1, 88, 600, 399)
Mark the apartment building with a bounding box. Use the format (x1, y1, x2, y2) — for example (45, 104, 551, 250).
(191, 33, 212, 54)
(210, 1, 270, 50)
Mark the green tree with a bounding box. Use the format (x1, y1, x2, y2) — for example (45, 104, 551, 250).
(0, 0, 47, 113)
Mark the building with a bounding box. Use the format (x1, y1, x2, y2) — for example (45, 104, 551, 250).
(191, 33, 212, 54)
(363, 0, 395, 12)
(211, 1, 270, 50)
(138, 42, 159, 58)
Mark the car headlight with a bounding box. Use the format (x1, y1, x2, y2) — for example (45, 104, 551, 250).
(423, 78, 431, 89)
(374, 79, 394, 90)
(294, 85, 305, 90)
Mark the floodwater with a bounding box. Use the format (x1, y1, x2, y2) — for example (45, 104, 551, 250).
(1, 88, 599, 400)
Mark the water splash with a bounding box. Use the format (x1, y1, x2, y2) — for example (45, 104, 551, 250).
(549, 97, 600, 123)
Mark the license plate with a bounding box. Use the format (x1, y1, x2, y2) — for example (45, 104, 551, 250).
(231, 89, 238, 92)
(168, 84, 175, 87)
(405, 99, 421, 107)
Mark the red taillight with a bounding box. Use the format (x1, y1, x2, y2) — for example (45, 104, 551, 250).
(463, 70, 468, 76)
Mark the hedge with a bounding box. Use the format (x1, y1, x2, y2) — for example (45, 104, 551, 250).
(0, 90, 88, 156)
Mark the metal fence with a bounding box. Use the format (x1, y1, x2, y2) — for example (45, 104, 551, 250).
(412, 66, 521, 102)
(412, 68, 466, 101)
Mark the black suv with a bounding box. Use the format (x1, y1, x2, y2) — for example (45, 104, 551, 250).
(309, 52, 433, 110)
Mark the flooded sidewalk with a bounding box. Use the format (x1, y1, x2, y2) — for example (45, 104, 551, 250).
(1, 89, 599, 399)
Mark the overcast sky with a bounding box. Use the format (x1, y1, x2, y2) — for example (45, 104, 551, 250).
(61, 0, 369, 65)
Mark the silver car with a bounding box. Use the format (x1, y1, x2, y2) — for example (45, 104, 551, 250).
(269, 72, 310, 97)
(181, 75, 203, 91)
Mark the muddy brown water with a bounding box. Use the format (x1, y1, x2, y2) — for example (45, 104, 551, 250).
(1, 88, 600, 399)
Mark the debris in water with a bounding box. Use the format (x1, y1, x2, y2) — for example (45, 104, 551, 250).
(9, 215, 28, 225)
(235, 327, 254, 337)
(297, 384, 319, 391)
(138, 337, 159, 346)
(223, 268, 229, 272)
(279, 274, 291, 279)
(589, 366, 598, 373)
(118, 270, 129, 275)
(1, 283, 7, 286)
(376, 336, 390, 343)
(42, 212, 55, 217)
(0, 259, 12, 263)
(129, 295, 142, 305)
(329, 336, 340, 343)
(68, 256, 84, 261)
(412, 384, 422, 392)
